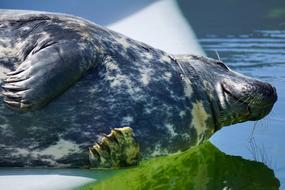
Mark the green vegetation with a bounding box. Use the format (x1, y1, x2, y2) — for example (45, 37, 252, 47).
(80, 142, 279, 190)
(268, 8, 285, 19)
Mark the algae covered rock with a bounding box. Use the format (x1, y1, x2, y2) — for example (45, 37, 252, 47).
(81, 141, 279, 190)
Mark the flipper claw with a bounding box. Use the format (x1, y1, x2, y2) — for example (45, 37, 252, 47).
(89, 127, 140, 168)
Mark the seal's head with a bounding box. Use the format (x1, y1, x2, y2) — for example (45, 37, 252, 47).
(179, 55, 277, 130)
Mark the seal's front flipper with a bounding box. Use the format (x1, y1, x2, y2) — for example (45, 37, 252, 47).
(89, 127, 140, 168)
(2, 41, 96, 111)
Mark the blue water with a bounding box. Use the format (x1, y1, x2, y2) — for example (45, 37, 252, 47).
(202, 30, 285, 189)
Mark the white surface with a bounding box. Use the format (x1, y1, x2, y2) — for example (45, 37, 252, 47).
(108, 0, 205, 55)
(0, 175, 94, 190)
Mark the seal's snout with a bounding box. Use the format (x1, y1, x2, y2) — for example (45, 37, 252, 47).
(247, 80, 277, 107)
(221, 77, 277, 122)
(248, 81, 277, 120)
(257, 82, 277, 105)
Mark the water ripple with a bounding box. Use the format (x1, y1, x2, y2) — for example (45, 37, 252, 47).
(200, 30, 285, 73)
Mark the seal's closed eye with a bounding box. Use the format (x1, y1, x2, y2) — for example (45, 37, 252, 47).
(216, 61, 229, 70)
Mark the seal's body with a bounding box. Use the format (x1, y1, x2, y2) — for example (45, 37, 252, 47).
(0, 10, 277, 167)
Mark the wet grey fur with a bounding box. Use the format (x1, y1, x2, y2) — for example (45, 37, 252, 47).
(0, 10, 277, 167)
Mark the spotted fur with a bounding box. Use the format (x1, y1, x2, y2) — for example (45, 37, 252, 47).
(0, 10, 277, 167)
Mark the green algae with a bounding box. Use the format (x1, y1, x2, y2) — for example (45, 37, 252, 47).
(80, 141, 280, 190)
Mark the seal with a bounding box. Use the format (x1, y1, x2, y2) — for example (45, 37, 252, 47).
(0, 10, 277, 168)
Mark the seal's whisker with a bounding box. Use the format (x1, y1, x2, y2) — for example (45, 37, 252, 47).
(263, 116, 270, 129)
(225, 89, 253, 107)
(248, 137, 273, 167)
(215, 50, 221, 61)
(219, 95, 252, 115)
(232, 90, 256, 105)
(249, 121, 258, 140)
